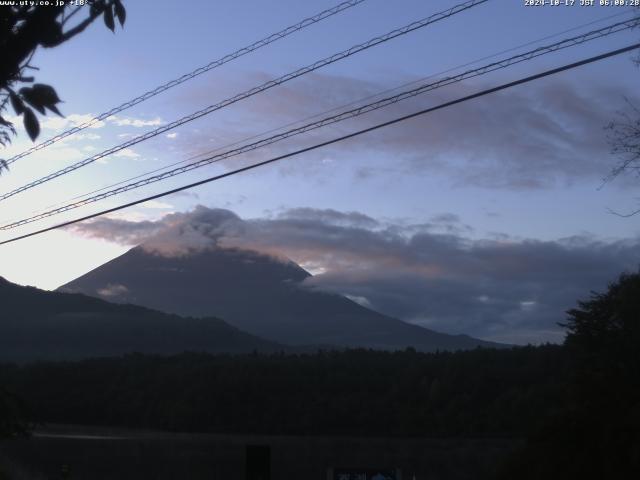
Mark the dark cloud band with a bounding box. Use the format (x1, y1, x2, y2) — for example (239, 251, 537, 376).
(70, 206, 640, 344)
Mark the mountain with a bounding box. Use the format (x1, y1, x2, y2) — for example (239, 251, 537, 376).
(59, 246, 502, 351)
(0, 276, 283, 362)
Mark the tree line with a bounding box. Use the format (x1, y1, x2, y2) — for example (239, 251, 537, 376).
(0, 345, 567, 437)
(0, 271, 638, 478)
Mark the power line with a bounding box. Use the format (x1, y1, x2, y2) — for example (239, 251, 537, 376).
(3, 0, 368, 167)
(0, 0, 488, 204)
(31, 9, 638, 218)
(2, 16, 637, 231)
(1, 42, 637, 247)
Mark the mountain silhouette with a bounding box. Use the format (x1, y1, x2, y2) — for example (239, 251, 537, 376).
(59, 245, 502, 351)
(0, 276, 282, 362)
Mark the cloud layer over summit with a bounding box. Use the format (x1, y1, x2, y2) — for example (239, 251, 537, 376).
(71, 206, 640, 344)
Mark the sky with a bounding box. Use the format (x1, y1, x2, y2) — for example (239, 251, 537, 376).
(0, 0, 639, 344)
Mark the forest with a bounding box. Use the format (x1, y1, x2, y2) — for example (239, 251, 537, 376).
(0, 271, 639, 478)
(0, 345, 566, 437)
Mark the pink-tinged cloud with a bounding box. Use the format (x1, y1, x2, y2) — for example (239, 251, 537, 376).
(161, 71, 638, 191)
(69, 206, 640, 344)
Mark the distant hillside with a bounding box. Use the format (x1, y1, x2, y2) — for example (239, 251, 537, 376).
(60, 246, 503, 352)
(0, 276, 283, 362)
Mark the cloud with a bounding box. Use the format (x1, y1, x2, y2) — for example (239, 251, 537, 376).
(166, 132, 178, 139)
(168, 191, 200, 201)
(112, 148, 141, 159)
(173, 71, 636, 190)
(71, 207, 242, 257)
(277, 207, 379, 228)
(35, 114, 163, 135)
(345, 294, 372, 308)
(70, 217, 163, 245)
(107, 116, 163, 127)
(40, 113, 106, 131)
(96, 283, 129, 298)
(69, 206, 640, 344)
(76, 133, 101, 141)
(143, 200, 174, 210)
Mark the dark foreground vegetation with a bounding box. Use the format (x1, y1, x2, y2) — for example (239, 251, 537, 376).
(0, 271, 639, 478)
(0, 346, 565, 437)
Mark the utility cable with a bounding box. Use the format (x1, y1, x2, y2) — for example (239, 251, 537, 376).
(2, 17, 637, 231)
(33, 9, 638, 216)
(2, 0, 368, 167)
(1, 42, 637, 246)
(0, 0, 487, 203)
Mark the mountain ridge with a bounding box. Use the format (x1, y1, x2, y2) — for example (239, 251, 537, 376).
(59, 245, 504, 351)
(0, 275, 284, 362)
